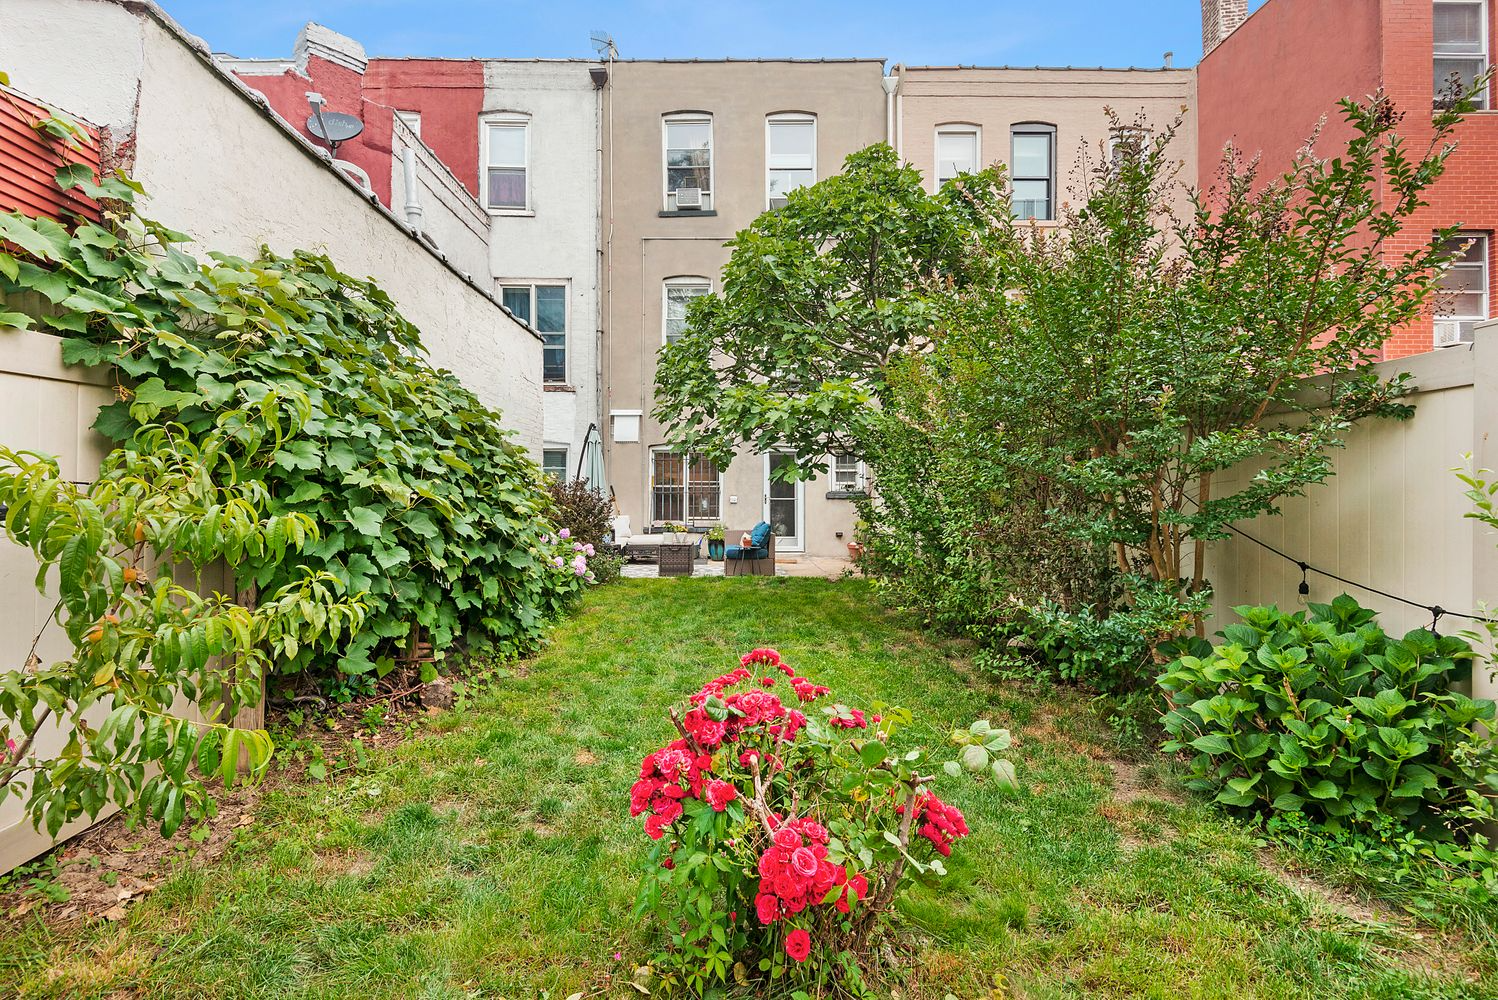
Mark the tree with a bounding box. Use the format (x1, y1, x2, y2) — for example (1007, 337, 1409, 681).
(0, 403, 365, 838)
(952, 93, 1476, 614)
(652, 144, 1005, 477)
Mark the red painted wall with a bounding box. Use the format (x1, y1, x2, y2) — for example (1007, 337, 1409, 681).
(364, 60, 484, 200)
(1200, 0, 1498, 360)
(0, 85, 101, 224)
(1197, 0, 1382, 200)
(232, 57, 483, 208)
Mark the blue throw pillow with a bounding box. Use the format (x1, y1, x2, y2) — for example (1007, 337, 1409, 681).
(749, 521, 772, 549)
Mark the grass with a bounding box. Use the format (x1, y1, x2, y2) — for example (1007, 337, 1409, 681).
(0, 577, 1494, 999)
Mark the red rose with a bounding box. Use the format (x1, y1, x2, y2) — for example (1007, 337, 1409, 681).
(790, 846, 819, 878)
(785, 928, 811, 963)
(705, 779, 738, 812)
(755, 892, 780, 925)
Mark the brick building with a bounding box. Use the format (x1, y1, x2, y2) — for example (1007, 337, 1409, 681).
(1198, 0, 1498, 359)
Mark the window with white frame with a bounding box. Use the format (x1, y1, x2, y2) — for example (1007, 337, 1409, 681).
(663, 277, 711, 345)
(935, 126, 979, 186)
(1435, 232, 1489, 342)
(1434, 0, 1490, 108)
(831, 454, 866, 494)
(767, 113, 816, 206)
(1011, 124, 1055, 221)
(542, 448, 569, 481)
(395, 110, 422, 138)
(502, 283, 566, 382)
(650, 449, 721, 524)
(664, 114, 713, 211)
(484, 118, 528, 211)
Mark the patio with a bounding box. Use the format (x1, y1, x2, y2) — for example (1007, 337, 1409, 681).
(619, 552, 854, 579)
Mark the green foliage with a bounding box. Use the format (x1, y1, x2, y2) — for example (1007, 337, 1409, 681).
(0, 405, 365, 838)
(1158, 596, 1498, 832)
(0, 160, 583, 686)
(653, 144, 1007, 479)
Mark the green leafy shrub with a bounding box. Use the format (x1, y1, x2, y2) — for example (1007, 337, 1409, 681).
(1158, 596, 1498, 831)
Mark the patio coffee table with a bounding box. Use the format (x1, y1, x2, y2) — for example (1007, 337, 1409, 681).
(658, 538, 700, 577)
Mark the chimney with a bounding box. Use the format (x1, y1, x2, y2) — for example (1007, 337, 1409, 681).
(1201, 0, 1249, 56)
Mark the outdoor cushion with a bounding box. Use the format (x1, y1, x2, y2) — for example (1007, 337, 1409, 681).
(725, 544, 768, 561)
(749, 521, 773, 549)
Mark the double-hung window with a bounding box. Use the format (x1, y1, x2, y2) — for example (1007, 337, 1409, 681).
(650, 449, 721, 524)
(542, 448, 569, 481)
(1435, 233, 1490, 343)
(934, 126, 979, 186)
(484, 118, 529, 211)
(663, 278, 712, 345)
(767, 113, 816, 206)
(831, 455, 867, 494)
(1434, 0, 1490, 108)
(1010, 124, 1055, 221)
(664, 114, 713, 211)
(502, 283, 567, 383)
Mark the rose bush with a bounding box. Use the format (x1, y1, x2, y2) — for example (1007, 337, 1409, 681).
(630, 648, 1010, 993)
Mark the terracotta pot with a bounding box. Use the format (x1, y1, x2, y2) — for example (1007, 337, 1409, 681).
(847, 541, 865, 561)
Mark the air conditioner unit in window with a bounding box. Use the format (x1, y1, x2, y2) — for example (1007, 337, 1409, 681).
(675, 187, 703, 210)
(768, 195, 789, 210)
(1433, 320, 1467, 348)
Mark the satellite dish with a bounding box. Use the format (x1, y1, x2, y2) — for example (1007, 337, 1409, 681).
(305, 111, 363, 144)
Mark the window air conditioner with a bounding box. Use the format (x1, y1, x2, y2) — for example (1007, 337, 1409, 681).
(675, 187, 703, 209)
(1433, 319, 1466, 348)
(769, 195, 789, 210)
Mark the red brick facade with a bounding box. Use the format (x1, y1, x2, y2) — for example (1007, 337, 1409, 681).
(1200, 0, 1498, 359)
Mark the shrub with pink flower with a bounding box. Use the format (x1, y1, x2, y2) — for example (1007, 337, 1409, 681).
(631, 648, 1012, 994)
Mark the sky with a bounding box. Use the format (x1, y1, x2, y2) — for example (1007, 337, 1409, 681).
(161, 0, 1270, 68)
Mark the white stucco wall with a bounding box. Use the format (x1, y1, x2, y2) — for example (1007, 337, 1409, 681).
(483, 61, 602, 479)
(0, 0, 543, 450)
(390, 117, 492, 283)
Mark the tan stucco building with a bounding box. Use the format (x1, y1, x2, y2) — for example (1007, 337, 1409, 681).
(601, 60, 888, 560)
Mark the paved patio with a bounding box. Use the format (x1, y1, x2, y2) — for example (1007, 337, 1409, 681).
(620, 554, 855, 580)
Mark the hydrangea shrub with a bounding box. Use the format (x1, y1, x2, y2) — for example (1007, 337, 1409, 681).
(630, 648, 1006, 992)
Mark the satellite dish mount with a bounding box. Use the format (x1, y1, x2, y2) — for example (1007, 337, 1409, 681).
(304, 91, 364, 159)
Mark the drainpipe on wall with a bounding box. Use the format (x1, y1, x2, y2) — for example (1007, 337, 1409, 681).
(400, 145, 423, 234)
(891, 64, 904, 159)
(881, 71, 897, 148)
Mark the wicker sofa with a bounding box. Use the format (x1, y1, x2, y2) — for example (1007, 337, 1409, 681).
(723, 522, 777, 577)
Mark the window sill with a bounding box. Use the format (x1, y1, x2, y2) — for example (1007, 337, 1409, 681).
(658, 210, 719, 218)
(488, 209, 535, 218)
(544, 383, 577, 393)
(825, 490, 869, 500)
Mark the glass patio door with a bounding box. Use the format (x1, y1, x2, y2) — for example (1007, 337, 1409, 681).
(764, 452, 803, 552)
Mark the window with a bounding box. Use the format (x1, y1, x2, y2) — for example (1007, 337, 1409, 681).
(663, 278, 711, 345)
(1010, 124, 1055, 221)
(1108, 126, 1149, 173)
(502, 283, 566, 383)
(664, 115, 712, 211)
(935, 126, 979, 186)
(1435, 233, 1489, 342)
(542, 448, 569, 481)
(650, 449, 721, 524)
(484, 119, 528, 211)
(395, 110, 421, 138)
(767, 114, 816, 206)
(1434, 0, 1490, 108)
(831, 454, 866, 494)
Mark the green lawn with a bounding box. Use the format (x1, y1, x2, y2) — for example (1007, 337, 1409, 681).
(1, 578, 1492, 998)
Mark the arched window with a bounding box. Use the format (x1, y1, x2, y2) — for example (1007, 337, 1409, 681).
(663, 112, 713, 212)
(766, 112, 816, 207)
(663, 276, 713, 345)
(1010, 122, 1055, 221)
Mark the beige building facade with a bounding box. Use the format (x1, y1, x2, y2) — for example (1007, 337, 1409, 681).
(892, 64, 1197, 217)
(600, 60, 888, 560)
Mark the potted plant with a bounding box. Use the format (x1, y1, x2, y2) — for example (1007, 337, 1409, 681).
(706, 523, 726, 560)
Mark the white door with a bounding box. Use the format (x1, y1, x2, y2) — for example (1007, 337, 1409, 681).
(763, 452, 804, 552)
